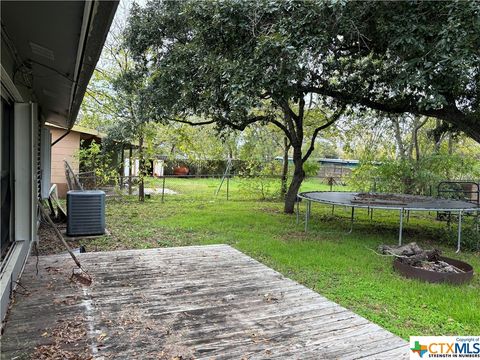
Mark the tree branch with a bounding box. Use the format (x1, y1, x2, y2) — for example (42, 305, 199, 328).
(167, 118, 216, 126)
(168, 114, 295, 146)
(304, 85, 467, 123)
(274, 100, 300, 145)
(269, 118, 294, 144)
(302, 108, 344, 163)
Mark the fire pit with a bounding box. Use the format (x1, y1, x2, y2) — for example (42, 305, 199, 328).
(378, 242, 474, 284)
(394, 256, 474, 284)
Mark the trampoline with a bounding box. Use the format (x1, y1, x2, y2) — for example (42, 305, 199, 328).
(296, 191, 480, 252)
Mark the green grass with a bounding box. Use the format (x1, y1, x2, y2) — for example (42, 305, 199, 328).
(83, 177, 480, 339)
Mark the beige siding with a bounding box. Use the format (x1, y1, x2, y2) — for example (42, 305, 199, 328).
(49, 128, 80, 197)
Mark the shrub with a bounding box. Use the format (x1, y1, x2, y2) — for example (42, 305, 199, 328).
(350, 154, 480, 195)
(76, 141, 118, 187)
(236, 160, 283, 200)
(303, 161, 320, 177)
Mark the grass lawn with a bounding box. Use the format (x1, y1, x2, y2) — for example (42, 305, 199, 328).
(75, 177, 479, 339)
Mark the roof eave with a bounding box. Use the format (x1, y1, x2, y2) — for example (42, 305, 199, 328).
(67, 0, 119, 129)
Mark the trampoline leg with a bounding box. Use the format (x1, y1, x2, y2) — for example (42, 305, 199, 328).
(370, 208, 373, 220)
(406, 210, 410, 224)
(456, 211, 462, 253)
(296, 197, 300, 225)
(398, 209, 404, 246)
(347, 207, 354, 234)
(304, 201, 310, 232)
(331, 205, 335, 215)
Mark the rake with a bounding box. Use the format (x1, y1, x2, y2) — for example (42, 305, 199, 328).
(37, 200, 92, 285)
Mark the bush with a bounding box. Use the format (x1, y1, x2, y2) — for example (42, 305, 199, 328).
(350, 154, 480, 195)
(303, 161, 320, 177)
(236, 160, 283, 200)
(76, 141, 119, 187)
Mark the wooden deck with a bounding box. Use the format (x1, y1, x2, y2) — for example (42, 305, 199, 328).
(1, 245, 408, 359)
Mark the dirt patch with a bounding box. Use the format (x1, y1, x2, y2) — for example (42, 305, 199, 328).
(37, 223, 82, 255)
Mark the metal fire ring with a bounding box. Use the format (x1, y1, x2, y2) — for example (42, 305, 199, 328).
(393, 256, 474, 284)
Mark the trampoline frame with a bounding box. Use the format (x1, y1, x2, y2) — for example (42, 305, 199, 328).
(296, 191, 480, 252)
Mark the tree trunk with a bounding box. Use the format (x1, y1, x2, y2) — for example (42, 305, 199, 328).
(392, 117, 406, 159)
(119, 144, 124, 189)
(128, 146, 133, 195)
(433, 120, 444, 153)
(414, 129, 420, 162)
(280, 136, 290, 198)
(413, 117, 428, 162)
(138, 131, 145, 202)
(284, 147, 305, 214)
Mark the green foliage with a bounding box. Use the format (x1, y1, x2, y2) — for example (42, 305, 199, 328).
(125, 1, 344, 127)
(302, 161, 320, 177)
(237, 160, 283, 200)
(125, 0, 356, 212)
(126, 0, 480, 141)
(350, 154, 480, 195)
(76, 141, 118, 187)
(348, 163, 378, 192)
(238, 124, 285, 163)
(319, 2, 480, 140)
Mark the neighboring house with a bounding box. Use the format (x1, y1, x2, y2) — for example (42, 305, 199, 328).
(274, 156, 360, 179)
(48, 122, 140, 196)
(0, 0, 118, 323)
(317, 158, 360, 179)
(46, 123, 105, 197)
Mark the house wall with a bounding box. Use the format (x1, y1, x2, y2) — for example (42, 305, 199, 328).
(0, 0, 118, 328)
(0, 102, 39, 325)
(49, 128, 80, 198)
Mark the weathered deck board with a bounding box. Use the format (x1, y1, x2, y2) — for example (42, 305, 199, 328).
(1, 245, 408, 359)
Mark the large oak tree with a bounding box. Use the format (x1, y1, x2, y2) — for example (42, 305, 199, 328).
(125, 0, 346, 213)
(125, 0, 480, 212)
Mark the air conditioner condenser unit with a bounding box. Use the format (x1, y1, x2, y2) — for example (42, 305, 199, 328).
(67, 190, 105, 236)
